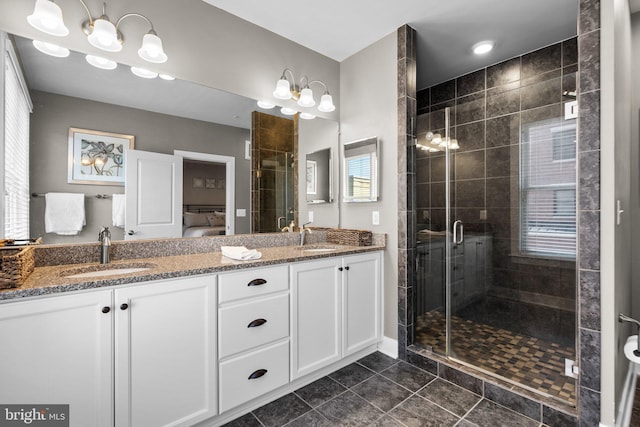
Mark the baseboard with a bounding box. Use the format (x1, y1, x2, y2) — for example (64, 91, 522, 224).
(377, 336, 398, 359)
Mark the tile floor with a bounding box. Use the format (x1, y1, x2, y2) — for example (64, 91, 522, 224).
(415, 310, 576, 404)
(222, 352, 553, 427)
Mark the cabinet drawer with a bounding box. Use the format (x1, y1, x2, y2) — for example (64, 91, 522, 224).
(218, 266, 288, 303)
(219, 293, 289, 358)
(219, 340, 289, 412)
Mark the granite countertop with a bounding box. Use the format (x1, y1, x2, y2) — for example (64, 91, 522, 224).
(0, 244, 384, 301)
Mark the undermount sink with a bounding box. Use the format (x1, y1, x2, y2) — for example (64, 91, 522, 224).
(298, 245, 339, 253)
(61, 262, 157, 279)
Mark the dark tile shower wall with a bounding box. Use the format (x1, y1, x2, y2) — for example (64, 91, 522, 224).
(251, 112, 298, 233)
(414, 38, 578, 347)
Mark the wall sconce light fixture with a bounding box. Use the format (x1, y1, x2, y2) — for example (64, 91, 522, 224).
(259, 68, 335, 119)
(27, 0, 168, 70)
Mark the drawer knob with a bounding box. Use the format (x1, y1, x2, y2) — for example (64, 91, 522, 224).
(248, 369, 268, 380)
(101, 306, 111, 314)
(338, 267, 343, 271)
(120, 303, 129, 311)
(247, 278, 267, 287)
(247, 318, 267, 328)
(345, 266, 350, 271)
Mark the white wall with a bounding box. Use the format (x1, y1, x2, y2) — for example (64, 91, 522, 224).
(340, 32, 398, 339)
(600, 0, 633, 424)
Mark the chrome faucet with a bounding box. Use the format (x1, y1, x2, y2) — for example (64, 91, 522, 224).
(300, 222, 312, 246)
(98, 226, 111, 264)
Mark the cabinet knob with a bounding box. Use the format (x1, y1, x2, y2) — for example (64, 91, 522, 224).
(127, 230, 136, 236)
(247, 318, 267, 328)
(247, 278, 267, 287)
(345, 266, 350, 271)
(120, 303, 129, 311)
(101, 306, 111, 314)
(338, 267, 343, 272)
(248, 369, 268, 380)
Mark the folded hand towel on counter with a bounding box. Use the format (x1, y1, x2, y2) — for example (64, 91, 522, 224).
(221, 246, 262, 261)
(45, 193, 86, 235)
(112, 194, 126, 228)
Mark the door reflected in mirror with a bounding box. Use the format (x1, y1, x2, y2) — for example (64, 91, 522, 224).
(343, 137, 378, 202)
(306, 148, 332, 204)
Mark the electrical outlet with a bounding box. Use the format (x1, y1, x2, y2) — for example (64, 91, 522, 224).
(236, 209, 246, 217)
(479, 210, 487, 220)
(372, 211, 380, 225)
(308, 211, 314, 222)
(422, 210, 430, 220)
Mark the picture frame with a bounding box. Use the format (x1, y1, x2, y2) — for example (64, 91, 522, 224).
(306, 160, 317, 195)
(68, 127, 134, 186)
(193, 177, 204, 188)
(205, 178, 216, 189)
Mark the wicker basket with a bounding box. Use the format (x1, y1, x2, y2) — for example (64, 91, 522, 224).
(326, 228, 373, 246)
(0, 246, 35, 289)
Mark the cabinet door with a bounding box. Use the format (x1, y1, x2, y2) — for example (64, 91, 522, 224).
(343, 252, 382, 356)
(291, 258, 341, 379)
(0, 291, 113, 427)
(115, 275, 217, 427)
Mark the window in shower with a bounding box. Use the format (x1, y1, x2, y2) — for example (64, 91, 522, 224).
(520, 122, 576, 259)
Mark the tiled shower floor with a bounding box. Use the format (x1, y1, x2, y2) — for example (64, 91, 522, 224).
(415, 310, 576, 405)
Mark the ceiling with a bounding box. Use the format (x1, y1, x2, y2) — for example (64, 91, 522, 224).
(203, 0, 579, 89)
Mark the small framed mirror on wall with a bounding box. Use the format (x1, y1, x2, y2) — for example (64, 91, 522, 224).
(306, 148, 333, 204)
(342, 137, 378, 202)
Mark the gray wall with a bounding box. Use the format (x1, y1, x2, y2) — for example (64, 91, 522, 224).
(630, 11, 640, 344)
(340, 32, 398, 340)
(29, 90, 250, 243)
(183, 161, 226, 207)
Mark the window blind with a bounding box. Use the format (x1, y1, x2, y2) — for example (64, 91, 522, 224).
(4, 42, 32, 240)
(520, 121, 576, 258)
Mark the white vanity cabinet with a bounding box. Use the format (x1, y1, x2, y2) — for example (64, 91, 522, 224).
(0, 274, 217, 427)
(114, 275, 217, 427)
(291, 251, 382, 379)
(217, 265, 290, 413)
(0, 290, 114, 427)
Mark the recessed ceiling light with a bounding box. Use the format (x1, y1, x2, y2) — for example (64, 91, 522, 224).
(472, 41, 494, 55)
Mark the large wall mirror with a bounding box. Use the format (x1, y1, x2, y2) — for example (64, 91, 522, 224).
(343, 137, 378, 203)
(4, 34, 340, 244)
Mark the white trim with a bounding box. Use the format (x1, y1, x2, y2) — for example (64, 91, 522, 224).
(377, 336, 398, 359)
(174, 150, 235, 235)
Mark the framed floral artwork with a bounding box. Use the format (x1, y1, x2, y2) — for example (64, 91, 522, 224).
(67, 127, 135, 186)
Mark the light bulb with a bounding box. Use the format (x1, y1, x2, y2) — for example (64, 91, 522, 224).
(297, 87, 315, 108)
(318, 93, 335, 112)
(32, 40, 69, 57)
(273, 78, 292, 99)
(27, 0, 69, 36)
(86, 54, 117, 70)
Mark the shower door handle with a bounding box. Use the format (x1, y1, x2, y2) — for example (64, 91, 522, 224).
(452, 220, 464, 245)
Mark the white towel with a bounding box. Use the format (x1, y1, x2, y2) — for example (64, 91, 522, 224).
(221, 246, 262, 261)
(45, 193, 86, 235)
(112, 194, 126, 228)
